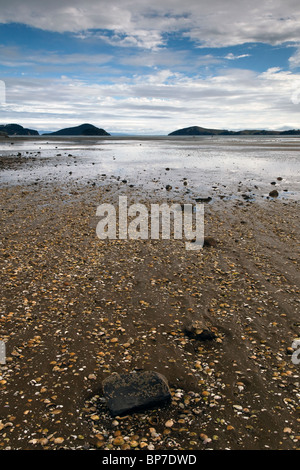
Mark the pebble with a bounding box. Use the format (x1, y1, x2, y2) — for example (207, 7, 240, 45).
(165, 419, 174, 428)
(0, 172, 299, 451)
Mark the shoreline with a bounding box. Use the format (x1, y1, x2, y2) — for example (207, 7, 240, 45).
(0, 170, 299, 450)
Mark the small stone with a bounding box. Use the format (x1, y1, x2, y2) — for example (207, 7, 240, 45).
(53, 437, 64, 444)
(227, 425, 235, 431)
(269, 189, 279, 197)
(113, 436, 125, 446)
(130, 440, 139, 448)
(165, 419, 174, 428)
(90, 414, 100, 421)
(200, 433, 211, 444)
(39, 438, 49, 446)
(233, 405, 243, 411)
(195, 196, 212, 203)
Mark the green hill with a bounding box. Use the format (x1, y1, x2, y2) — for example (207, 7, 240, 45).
(0, 124, 39, 135)
(168, 126, 300, 136)
(43, 123, 110, 136)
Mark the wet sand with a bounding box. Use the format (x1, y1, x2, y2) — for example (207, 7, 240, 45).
(0, 143, 299, 450)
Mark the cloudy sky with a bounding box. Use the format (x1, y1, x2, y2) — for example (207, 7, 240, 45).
(1, 0, 300, 134)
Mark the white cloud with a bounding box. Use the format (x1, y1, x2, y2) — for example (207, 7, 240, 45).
(2, 66, 300, 134)
(289, 46, 300, 68)
(1, 0, 300, 49)
(225, 53, 251, 60)
(0, 46, 113, 67)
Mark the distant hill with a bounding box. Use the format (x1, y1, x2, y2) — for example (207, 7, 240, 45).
(0, 124, 39, 136)
(43, 123, 110, 136)
(168, 126, 300, 136)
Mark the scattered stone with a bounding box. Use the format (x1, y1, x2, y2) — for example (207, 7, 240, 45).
(166, 185, 172, 191)
(269, 189, 279, 197)
(0, 146, 299, 451)
(102, 371, 171, 416)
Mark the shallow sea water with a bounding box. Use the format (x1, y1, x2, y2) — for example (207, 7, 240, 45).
(0, 135, 299, 202)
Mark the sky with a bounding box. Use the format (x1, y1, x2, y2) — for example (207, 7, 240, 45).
(1, 0, 300, 135)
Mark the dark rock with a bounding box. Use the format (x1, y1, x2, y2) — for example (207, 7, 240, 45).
(165, 185, 172, 191)
(269, 189, 279, 197)
(184, 320, 216, 341)
(242, 193, 252, 200)
(203, 236, 217, 247)
(195, 196, 212, 203)
(102, 371, 171, 416)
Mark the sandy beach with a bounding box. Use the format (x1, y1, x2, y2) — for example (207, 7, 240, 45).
(0, 139, 299, 450)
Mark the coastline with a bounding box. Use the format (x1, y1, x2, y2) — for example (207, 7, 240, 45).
(0, 142, 299, 450)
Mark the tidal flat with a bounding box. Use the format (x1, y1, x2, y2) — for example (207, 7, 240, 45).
(0, 136, 299, 450)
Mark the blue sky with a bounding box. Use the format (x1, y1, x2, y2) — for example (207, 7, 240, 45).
(1, 0, 300, 134)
